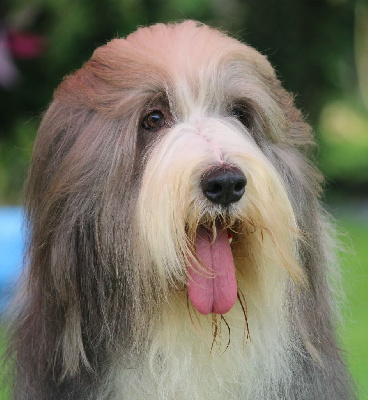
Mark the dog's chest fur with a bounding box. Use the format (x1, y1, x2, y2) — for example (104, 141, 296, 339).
(111, 277, 293, 400)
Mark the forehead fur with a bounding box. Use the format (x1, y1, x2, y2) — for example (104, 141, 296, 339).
(55, 21, 278, 118)
(124, 21, 274, 78)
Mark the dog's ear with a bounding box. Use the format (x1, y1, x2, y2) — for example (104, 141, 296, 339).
(22, 66, 140, 379)
(265, 74, 315, 152)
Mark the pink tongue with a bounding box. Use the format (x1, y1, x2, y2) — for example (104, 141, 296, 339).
(187, 225, 237, 315)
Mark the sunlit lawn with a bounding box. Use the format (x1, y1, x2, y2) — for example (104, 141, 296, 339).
(0, 215, 367, 399)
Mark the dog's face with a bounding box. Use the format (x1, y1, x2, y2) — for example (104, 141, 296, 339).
(32, 21, 317, 325)
(18, 22, 351, 399)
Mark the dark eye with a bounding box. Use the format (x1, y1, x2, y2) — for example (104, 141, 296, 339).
(141, 110, 166, 131)
(231, 107, 252, 129)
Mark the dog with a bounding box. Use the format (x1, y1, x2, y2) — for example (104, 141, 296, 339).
(9, 21, 354, 399)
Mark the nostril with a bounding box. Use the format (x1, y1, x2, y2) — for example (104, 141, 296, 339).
(206, 183, 222, 195)
(201, 166, 247, 206)
(234, 180, 246, 193)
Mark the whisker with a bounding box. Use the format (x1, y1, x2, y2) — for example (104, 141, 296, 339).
(237, 290, 251, 355)
(220, 315, 231, 355)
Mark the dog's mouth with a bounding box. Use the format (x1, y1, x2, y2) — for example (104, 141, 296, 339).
(187, 221, 238, 315)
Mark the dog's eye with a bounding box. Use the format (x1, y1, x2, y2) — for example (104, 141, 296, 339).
(231, 107, 252, 129)
(142, 110, 166, 131)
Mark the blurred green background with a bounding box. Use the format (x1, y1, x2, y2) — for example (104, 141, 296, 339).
(0, 0, 367, 398)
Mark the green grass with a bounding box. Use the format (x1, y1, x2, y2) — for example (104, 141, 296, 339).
(0, 216, 367, 399)
(0, 327, 10, 400)
(339, 216, 368, 400)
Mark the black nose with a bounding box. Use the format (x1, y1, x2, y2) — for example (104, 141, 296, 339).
(201, 166, 247, 206)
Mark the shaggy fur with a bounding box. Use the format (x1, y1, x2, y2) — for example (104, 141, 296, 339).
(9, 21, 354, 399)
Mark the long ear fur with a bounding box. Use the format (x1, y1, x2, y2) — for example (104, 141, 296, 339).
(262, 80, 353, 394)
(10, 88, 140, 396)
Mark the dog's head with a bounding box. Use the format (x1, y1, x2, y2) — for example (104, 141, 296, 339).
(28, 21, 321, 326)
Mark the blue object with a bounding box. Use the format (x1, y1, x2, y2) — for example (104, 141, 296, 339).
(0, 206, 24, 315)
